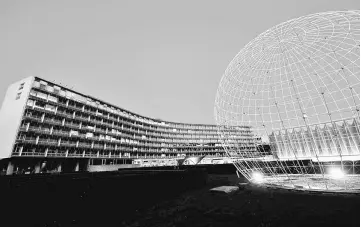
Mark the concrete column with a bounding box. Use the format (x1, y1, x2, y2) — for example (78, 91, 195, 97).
(6, 161, 14, 175)
(74, 162, 79, 172)
(34, 162, 41, 174)
(57, 163, 62, 173)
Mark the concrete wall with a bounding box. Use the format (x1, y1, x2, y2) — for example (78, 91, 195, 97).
(88, 164, 141, 172)
(0, 76, 34, 159)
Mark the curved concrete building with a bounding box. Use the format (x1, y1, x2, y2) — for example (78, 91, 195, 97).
(0, 76, 254, 174)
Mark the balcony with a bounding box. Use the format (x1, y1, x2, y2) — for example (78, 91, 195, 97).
(37, 139, 58, 146)
(67, 153, 83, 157)
(23, 115, 42, 122)
(27, 127, 51, 135)
(43, 118, 62, 126)
(47, 152, 67, 157)
(64, 123, 81, 129)
(59, 142, 77, 148)
(16, 139, 37, 144)
(52, 130, 69, 136)
(78, 143, 92, 148)
(20, 152, 45, 157)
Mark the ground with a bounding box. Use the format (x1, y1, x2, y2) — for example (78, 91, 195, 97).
(122, 174, 360, 227)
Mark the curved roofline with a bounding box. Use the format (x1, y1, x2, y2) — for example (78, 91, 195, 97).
(36, 77, 248, 128)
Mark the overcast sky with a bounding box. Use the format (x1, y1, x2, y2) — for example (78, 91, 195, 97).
(0, 0, 359, 124)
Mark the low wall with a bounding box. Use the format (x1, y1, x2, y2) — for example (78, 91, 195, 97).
(88, 164, 141, 172)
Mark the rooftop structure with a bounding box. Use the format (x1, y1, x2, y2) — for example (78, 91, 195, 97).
(0, 76, 255, 174)
(215, 10, 360, 193)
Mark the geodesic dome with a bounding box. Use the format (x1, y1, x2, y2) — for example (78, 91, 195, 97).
(215, 10, 360, 192)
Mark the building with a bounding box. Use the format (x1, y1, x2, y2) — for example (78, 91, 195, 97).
(0, 76, 254, 175)
(269, 118, 360, 162)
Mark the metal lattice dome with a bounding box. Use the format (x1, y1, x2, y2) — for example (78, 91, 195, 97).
(215, 10, 360, 192)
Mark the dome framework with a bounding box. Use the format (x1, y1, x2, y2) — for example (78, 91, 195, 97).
(215, 10, 360, 192)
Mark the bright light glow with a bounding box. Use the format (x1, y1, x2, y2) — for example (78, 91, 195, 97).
(251, 172, 264, 183)
(328, 167, 345, 179)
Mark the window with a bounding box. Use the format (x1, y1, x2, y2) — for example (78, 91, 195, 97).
(15, 92, 22, 100)
(19, 82, 25, 90)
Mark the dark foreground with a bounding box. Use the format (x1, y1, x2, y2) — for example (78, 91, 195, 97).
(0, 165, 359, 227)
(123, 174, 360, 227)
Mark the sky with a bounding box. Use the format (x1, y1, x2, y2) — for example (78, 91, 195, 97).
(0, 0, 359, 124)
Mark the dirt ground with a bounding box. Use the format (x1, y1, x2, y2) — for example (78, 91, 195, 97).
(122, 174, 360, 227)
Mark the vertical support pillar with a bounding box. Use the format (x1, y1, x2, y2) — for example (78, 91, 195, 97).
(17, 146, 24, 156)
(36, 136, 39, 145)
(57, 163, 62, 173)
(26, 123, 30, 131)
(41, 113, 45, 122)
(34, 162, 41, 174)
(86, 159, 90, 172)
(45, 148, 48, 157)
(6, 161, 14, 175)
(74, 162, 79, 172)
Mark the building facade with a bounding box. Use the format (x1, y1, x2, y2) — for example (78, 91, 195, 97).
(269, 118, 360, 162)
(0, 77, 254, 174)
